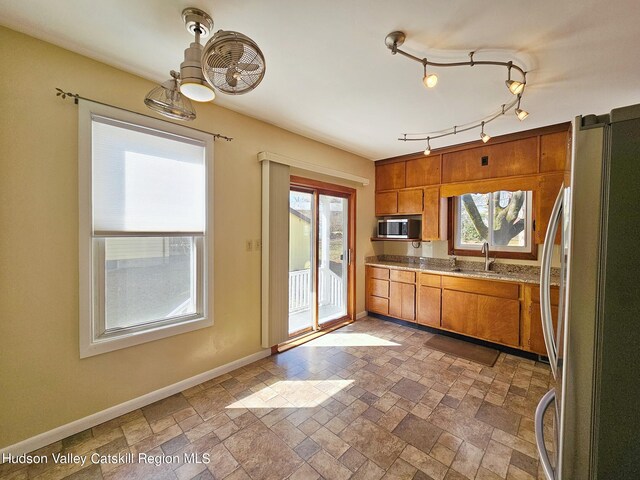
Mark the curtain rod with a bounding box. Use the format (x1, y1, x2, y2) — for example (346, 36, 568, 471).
(55, 88, 233, 142)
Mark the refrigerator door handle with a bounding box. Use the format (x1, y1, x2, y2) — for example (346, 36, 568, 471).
(535, 389, 557, 480)
(540, 185, 563, 379)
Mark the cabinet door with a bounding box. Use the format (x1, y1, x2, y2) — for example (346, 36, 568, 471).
(406, 155, 441, 187)
(402, 283, 416, 321)
(528, 301, 559, 355)
(442, 137, 538, 183)
(376, 162, 406, 191)
(442, 289, 478, 336)
(375, 192, 398, 216)
(422, 186, 441, 241)
(535, 173, 564, 244)
(540, 131, 569, 173)
(476, 296, 520, 346)
(389, 281, 403, 318)
(417, 285, 441, 327)
(397, 189, 423, 214)
(389, 281, 416, 321)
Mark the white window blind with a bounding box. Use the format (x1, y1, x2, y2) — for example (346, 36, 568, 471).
(91, 115, 206, 234)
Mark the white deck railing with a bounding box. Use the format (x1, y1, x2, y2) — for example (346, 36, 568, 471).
(289, 268, 343, 313)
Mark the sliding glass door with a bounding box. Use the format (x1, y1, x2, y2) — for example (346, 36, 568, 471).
(318, 194, 348, 325)
(288, 178, 355, 337)
(288, 190, 315, 335)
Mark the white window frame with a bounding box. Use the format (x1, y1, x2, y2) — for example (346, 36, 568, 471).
(78, 101, 213, 358)
(454, 191, 533, 253)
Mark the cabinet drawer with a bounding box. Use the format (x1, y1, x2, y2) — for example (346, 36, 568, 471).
(368, 267, 390, 280)
(390, 269, 416, 284)
(368, 295, 389, 315)
(530, 285, 559, 305)
(442, 137, 538, 183)
(420, 273, 441, 288)
(375, 192, 398, 215)
(442, 276, 519, 299)
(370, 278, 389, 298)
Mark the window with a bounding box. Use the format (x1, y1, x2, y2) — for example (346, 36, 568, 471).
(452, 190, 534, 258)
(79, 101, 213, 357)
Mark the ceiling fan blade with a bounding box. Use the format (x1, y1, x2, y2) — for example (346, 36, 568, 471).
(219, 42, 245, 63)
(206, 53, 233, 69)
(236, 63, 260, 71)
(226, 68, 238, 87)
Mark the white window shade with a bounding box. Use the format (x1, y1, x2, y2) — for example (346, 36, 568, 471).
(92, 116, 206, 234)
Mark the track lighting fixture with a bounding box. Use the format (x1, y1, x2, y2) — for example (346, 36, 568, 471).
(515, 95, 529, 121)
(384, 31, 530, 149)
(480, 122, 491, 143)
(422, 64, 438, 88)
(423, 137, 432, 155)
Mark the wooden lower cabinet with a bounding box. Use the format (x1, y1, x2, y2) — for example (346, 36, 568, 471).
(441, 281, 520, 347)
(522, 285, 559, 355)
(417, 285, 441, 327)
(441, 290, 477, 335)
(389, 282, 416, 321)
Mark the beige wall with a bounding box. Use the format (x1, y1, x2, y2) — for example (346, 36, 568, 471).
(0, 26, 375, 448)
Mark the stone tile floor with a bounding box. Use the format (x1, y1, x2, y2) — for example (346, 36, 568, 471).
(0, 317, 555, 480)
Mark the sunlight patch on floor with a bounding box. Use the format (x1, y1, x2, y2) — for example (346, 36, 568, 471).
(225, 379, 354, 409)
(301, 332, 400, 347)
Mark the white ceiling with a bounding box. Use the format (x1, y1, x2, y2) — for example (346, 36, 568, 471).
(2, 0, 640, 159)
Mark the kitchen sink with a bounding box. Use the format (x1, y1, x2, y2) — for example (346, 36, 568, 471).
(449, 268, 498, 275)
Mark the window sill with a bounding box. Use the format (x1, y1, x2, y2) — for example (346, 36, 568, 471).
(449, 248, 537, 261)
(80, 315, 212, 358)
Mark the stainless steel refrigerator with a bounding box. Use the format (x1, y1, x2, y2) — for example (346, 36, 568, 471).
(536, 104, 640, 479)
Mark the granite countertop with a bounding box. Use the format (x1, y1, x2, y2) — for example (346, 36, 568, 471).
(365, 256, 561, 286)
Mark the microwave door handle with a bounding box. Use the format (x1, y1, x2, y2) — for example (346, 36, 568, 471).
(540, 184, 563, 378)
(535, 389, 557, 480)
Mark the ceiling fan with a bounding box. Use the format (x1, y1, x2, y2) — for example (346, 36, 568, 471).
(145, 7, 266, 120)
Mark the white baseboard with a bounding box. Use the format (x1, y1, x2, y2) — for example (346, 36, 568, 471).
(0, 349, 271, 457)
(356, 311, 368, 320)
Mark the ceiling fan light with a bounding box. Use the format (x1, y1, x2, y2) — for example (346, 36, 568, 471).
(516, 107, 529, 121)
(506, 79, 525, 95)
(180, 41, 216, 102)
(423, 73, 438, 88)
(144, 71, 196, 121)
(180, 81, 215, 102)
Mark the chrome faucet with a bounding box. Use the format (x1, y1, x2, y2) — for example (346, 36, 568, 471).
(481, 242, 495, 271)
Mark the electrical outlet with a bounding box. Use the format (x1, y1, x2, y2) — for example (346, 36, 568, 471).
(255, 239, 262, 249)
(246, 240, 253, 251)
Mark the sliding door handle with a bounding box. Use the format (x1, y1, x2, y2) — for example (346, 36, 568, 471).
(535, 389, 557, 480)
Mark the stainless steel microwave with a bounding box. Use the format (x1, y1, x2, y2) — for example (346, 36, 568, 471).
(377, 218, 421, 239)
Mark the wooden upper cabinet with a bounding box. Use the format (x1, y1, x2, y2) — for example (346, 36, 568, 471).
(376, 162, 405, 191)
(535, 173, 564, 244)
(540, 131, 570, 173)
(406, 155, 441, 187)
(441, 137, 538, 183)
(375, 192, 398, 216)
(397, 189, 423, 214)
(422, 186, 441, 241)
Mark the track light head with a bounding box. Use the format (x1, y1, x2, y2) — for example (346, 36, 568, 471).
(480, 122, 491, 143)
(423, 138, 432, 155)
(506, 79, 525, 95)
(423, 73, 438, 88)
(516, 108, 529, 121)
